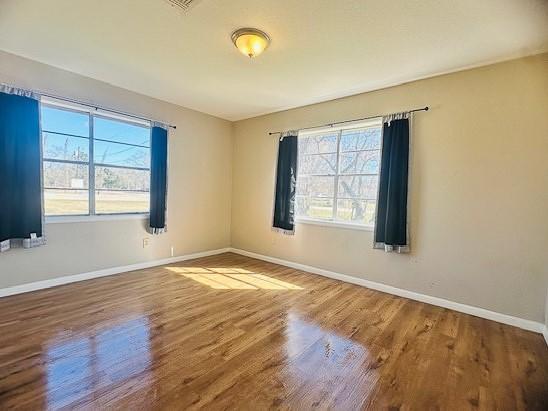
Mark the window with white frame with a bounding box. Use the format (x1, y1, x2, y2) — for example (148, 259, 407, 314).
(41, 99, 151, 216)
(296, 119, 382, 228)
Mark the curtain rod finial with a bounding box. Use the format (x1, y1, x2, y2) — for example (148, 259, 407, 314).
(424, 106, 429, 111)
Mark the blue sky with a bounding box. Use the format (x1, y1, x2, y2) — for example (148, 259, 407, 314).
(41, 105, 150, 167)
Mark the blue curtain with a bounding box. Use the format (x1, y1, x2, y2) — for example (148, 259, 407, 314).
(149, 125, 168, 233)
(272, 133, 298, 234)
(0, 90, 43, 251)
(374, 117, 410, 252)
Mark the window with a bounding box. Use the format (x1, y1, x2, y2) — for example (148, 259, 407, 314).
(41, 100, 151, 216)
(296, 119, 382, 228)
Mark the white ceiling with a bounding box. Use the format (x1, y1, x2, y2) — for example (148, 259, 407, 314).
(1, 0, 547, 121)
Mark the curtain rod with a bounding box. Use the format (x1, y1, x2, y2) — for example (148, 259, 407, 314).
(268, 106, 428, 135)
(41, 91, 178, 129)
(2, 83, 177, 129)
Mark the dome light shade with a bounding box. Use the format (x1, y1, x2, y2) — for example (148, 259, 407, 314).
(231, 28, 270, 58)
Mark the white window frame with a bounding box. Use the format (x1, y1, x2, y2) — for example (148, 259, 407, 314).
(41, 97, 152, 223)
(295, 118, 382, 231)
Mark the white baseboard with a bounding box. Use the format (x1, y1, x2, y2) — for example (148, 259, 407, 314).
(2, 246, 545, 339)
(0, 247, 231, 298)
(228, 247, 545, 334)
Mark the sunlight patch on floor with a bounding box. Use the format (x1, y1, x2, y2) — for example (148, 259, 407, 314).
(166, 267, 303, 290)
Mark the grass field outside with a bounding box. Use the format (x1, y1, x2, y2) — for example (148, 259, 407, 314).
(303, 202, 376, 225)
(45, 190, 149, 215)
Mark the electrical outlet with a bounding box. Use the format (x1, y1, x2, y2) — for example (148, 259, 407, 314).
(143, 238, 150, 248)
(170, 246, 174, 257)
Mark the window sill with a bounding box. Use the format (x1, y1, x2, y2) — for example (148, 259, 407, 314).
(295, 217, 374, 232)
(45, 213, 149, 224)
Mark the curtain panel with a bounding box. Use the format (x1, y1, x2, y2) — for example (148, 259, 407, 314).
(272, 131, 298, 235)
(149, 123, 168, 234)
(374, 113, 410, 253)
(0, 85, 44, 252)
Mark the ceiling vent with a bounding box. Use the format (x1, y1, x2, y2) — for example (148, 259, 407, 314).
(163, 0, 201, 12)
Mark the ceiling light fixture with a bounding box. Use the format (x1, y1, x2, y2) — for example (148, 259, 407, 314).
(231, 28, 270, 58)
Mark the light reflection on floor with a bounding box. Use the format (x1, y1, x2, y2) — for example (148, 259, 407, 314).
(282, 312, 377, 407)
(45, 316, 151, 408)
(166, 266, 303, 290)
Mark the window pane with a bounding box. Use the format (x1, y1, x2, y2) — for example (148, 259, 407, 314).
(94, 117, 150, 147)
(95, 191, 149, 214)
(340, 127, 381, 151)
(336, 199, 376, 225)
(296, 197, 334, 220)
(339, 150, 380, 174)
(44, 161, 89, 189)
(95, 166, 150, 191)
(296, 175, 334, 197)
(298, 133, 337, 155)
(43, 132, 89, 162)
(338, 175, 378, 199)
(94, 140, 150, 168)
(41, 106, 89, 137)
(44, 189, 89, 216)
(298, 153, 337, 175)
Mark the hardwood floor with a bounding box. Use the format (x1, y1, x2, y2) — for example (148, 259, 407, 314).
(0, 252, 546, 410)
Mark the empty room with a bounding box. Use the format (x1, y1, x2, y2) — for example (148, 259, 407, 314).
(0, 0, 547, 409)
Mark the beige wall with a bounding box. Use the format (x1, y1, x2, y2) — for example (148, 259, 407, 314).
(1, 50, 547, 324)
(231, 54, 548, 323)
(545, 291, 548, 332)
(0, 51, 233, 289)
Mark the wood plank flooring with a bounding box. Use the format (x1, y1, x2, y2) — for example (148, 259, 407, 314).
(0, 252, 546, 410)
